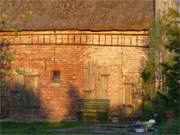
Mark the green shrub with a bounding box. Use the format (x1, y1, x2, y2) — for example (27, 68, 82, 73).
(140, 101, 156, 120)
(158, 117, 180, 134)
(144, 101, 155, 112)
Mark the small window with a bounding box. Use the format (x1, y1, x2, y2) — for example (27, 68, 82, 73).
(52, 71, 60, 83)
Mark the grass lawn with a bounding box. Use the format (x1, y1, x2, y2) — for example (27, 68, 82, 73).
(1, 120, 130, 135)
(0, 121, 95, 135)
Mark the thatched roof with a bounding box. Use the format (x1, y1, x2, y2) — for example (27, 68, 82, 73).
(0, 0, 154, 31)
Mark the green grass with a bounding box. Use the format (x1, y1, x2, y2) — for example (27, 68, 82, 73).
(0, 120, 130, 135)
(0, 121, 92, 135)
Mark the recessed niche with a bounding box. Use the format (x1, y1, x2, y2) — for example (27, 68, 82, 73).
(52, 71, 60, 83)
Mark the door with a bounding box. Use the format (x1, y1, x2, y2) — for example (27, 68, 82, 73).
(84, 64, 109, 99)
(12, 73, 39, 114)
(123, 74, 139, 116)
(95, 74, 109, 99)
(24, 75, 39, 114)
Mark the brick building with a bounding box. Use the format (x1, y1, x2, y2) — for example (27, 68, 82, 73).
(0, 0, 174, 121)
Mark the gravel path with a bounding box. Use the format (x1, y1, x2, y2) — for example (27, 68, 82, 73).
(48, 124, 154, 135)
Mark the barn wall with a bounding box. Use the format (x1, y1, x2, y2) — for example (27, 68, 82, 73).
(1, 30, 148, 121)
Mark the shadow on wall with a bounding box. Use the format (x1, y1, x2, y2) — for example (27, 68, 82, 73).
(9, 82, 43, 121)
(0, 80, 10, 119)
(2, 80, 143, 121)
(0, 39, 13, 119)
(1, 71, 142, 121)
(110, 105, 137, 119)
(5, 80, 81, 122)
(66, 82, 80, 120)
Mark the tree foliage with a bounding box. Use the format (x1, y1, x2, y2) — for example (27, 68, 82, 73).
(141, 8, 180, 117)
(160, 9, 180, 113)
(0, 0, 33, 117)
(0, 39, 14, 92)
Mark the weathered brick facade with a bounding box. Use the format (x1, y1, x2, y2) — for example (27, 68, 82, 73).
(1, 30, 148, 121)
(1, 0, 178, 122)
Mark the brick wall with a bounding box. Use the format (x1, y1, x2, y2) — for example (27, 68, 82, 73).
(1, 30, 148, 121)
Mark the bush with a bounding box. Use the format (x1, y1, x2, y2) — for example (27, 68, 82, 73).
(158, 117, 180, 134)
(139, 101, 157, 121)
